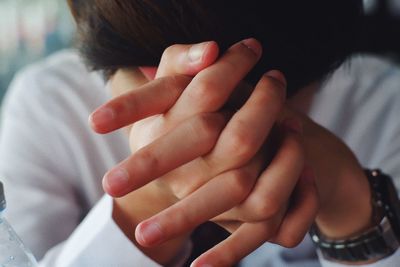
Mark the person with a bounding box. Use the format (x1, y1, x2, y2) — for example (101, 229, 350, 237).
(0, 1, 399, 267)
(79, 1, 400, 266)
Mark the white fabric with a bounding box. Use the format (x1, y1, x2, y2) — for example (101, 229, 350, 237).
(0, 51, 166, 267)
(318, 249, 400, 267)
(242, 55, 400, 267)
(0, 50, 399, 267)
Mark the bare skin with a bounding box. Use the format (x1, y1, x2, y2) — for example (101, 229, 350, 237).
(90, 39, 372, 266)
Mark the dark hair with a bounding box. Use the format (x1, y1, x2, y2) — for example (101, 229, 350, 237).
(67, 0, 396, 95)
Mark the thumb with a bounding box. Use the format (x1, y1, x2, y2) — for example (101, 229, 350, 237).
(156, 41, 220, 78)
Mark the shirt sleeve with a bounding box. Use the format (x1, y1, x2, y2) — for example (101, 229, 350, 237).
(39, 195, 192, 267)
(318, 249, 400, 267)
(0, 58, 191, 267)
(317, 63, 400, 267)
(39, 195, 165, 267)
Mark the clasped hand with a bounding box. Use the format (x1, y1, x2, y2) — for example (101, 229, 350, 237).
(90, 39, 370, 267)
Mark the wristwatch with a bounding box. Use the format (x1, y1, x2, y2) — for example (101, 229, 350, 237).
(310, 169, 400, 263)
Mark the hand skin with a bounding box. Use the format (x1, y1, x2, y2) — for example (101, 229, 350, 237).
(112, 184, 186, 265)
(109, 69, 190, 265)
(91, 40, 373, 266)
(94, 39, 316, 266)
(283, 105, 373, 240)
(95, 40, 316, 266)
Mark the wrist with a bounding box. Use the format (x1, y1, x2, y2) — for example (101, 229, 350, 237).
(112, 184, 189, 265)
(311, 169, 400, 264)
(316, 168, 373, 239)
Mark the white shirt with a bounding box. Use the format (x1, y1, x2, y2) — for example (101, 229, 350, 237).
(0, 51, 399, 267)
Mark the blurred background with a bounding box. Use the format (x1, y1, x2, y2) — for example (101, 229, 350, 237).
(0, 0, 74, 100)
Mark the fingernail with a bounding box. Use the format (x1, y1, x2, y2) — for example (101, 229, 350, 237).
(103, 168, 129, 193)
(137, 221, 163, 245)
(188, 42, 209, 63)
(90, 108, 115, 126)
(283, 118, 303, 134)
(265, 70, 287, 87)
(241, 38, 262, 57)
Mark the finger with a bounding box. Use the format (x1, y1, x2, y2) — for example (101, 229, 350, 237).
(156, 41, 220, 78)
(191, 220, 282, 267)
(168, 38, 263, 118)
(135, 159, 260, 247)
(203, 70, 287, 173)
(214, 220, 242, 234)
(139, 66, 158, 80)
(102, 113, 228, 197)
(90, 75, 191, 134)
(270, 167, 319, 248)
(94, 42, 219, 133)
(223, 118, 305, 222)
(159, 71, 286, 195)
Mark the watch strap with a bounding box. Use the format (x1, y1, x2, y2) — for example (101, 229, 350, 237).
(367, 169, 400, 239)
(310, 169, 400, 263)
(310, 216, 399, 262)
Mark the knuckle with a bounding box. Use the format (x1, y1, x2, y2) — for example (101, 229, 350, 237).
(160, 74, 190, 92)
(225, 125, 257, 160)
(167, 173, 203, 199)
(254, 86, 283, 111)
(258, 76, 286, 104)
(187, 79, 221, 108)
(173, 206, 195, 229)
(191, 113, 225, 144)
(158, 206, 194, 236)
(136, 148, 160, 172)
(226, 169, 253, 200)
(160, 75, 178, 89)
(218, 58, 240, 74)
(119, 93, 140, 116)
(251, 193, 282, 220)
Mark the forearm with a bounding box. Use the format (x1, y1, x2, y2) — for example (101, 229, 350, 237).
(32, 195, 165, 267)
(300, 118, 388, 266)
(314, 160, 373, 239)
(301, 116, 373, 239)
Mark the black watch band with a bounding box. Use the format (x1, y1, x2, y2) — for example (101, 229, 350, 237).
(310, 169, 400, 263)
(310, 216, 399, 262)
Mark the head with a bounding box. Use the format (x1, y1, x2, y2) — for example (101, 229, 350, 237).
(68, 0, 372, 95)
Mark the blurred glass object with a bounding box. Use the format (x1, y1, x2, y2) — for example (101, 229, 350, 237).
(0, 182, 38, 267)
(0, 0, 74, 99)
